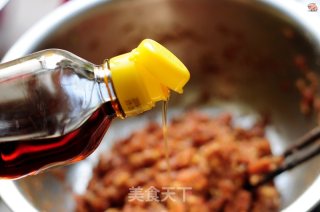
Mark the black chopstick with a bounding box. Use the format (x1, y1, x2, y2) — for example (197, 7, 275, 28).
(283, 127, 320, 157)
(247, 127, 320, 190)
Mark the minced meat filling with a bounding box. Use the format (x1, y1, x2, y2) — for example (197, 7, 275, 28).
(75, 111, 282, 212)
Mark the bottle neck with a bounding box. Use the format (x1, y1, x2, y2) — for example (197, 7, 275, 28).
(94, 63, 125, 119)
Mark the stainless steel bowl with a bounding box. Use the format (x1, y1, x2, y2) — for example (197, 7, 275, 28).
(1, 0, 320, 211)
(0, 0, 10, 25)
(0, 0, 9, 11)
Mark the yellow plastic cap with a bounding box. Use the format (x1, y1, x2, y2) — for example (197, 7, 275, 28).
(108, 39, 190, 117)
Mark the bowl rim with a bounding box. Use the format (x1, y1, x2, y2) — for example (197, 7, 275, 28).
(1, 0, 320, 212)
(1, 0, 108, 63)
(0, 0, 10, 11)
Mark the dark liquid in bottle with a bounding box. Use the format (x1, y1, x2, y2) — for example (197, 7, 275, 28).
(0, 102, 115, 179)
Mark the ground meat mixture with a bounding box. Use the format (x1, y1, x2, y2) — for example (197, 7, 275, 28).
(75, 111, 282, 212)
(294, 54, 320, 124)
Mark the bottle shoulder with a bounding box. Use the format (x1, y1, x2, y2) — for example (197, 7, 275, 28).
(39, 49, 92, 63)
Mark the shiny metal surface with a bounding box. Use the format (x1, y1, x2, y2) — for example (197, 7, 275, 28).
(1, 0, 320, 211)
(0, 0, 9, 11)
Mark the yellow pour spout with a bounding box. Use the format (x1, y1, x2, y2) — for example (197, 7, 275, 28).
(109, 39, 190, 117)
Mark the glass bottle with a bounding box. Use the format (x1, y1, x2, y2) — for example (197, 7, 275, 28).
(0, 39, 190, 179)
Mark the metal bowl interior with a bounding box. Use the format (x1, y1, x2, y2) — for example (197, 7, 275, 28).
(1, 0, 320, 211)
